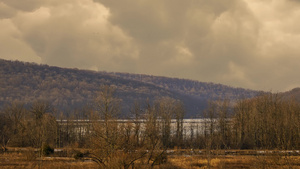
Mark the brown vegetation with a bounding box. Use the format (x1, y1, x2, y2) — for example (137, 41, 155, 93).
(1, 149, 299, 169)
(0, 85, 299, 168)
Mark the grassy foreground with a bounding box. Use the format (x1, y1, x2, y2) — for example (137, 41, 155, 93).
(0, 148, 299, 169)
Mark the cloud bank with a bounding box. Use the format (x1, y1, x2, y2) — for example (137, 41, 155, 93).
(1, 0, 300, 91)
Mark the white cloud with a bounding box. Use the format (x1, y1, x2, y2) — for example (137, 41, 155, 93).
(0, 19, 41, 63)
(174, 45, 194, 65)
(4, 0, 139, 72)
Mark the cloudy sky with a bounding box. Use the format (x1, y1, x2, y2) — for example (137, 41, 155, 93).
(1, 0, 300, 92)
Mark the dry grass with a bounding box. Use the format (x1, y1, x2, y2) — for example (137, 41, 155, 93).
(1, 149, 299, 169)
(0, 152, 98, 169)
(168, 154, 300, 169)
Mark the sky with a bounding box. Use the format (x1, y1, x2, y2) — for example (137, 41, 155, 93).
(1, 0, 300, 92)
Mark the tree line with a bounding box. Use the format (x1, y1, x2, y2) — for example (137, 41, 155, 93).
(197, 94, 299, 151)
(0, 85, 299, 168)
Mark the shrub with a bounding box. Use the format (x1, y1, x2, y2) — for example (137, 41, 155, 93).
(153, 152, 168, 165)
(73, 151, 84, 160)
(42, 144, 54, 156)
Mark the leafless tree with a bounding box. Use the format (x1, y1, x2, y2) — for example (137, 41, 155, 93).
(130, 101, 143, 147)
(89, 85, 150, 168)
(174, 101, 185, 148)
(29, 101, 58, 155)
(0, 112, 12, 151)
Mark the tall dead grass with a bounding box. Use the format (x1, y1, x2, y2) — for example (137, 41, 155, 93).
(0, 150, 299, 169)
(167, 154, 300, 169)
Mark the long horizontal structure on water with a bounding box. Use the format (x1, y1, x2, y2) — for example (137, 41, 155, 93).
(57, 119, 211, 124)
(56, 119, 231, 138)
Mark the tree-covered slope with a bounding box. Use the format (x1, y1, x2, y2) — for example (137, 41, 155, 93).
(0, 59, 260, 117)
(112, 72, 259, 101)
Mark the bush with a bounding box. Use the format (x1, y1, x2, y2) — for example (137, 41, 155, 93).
(153, 152, 168, 165)
(42, 144, 54, 156)
(240, 138, 255, 150)
(73, 151, 84, 160)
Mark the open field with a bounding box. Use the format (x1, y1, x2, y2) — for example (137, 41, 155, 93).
(1, 148, 299, 169)
(168, 154, 300, 169)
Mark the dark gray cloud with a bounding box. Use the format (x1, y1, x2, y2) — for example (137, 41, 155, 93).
(1, 0, 300, 91)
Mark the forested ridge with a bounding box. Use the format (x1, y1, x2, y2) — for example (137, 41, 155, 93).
(1, 59, 260, 117)
(0, 59, 300, 168)
(112, 72, 259, 101)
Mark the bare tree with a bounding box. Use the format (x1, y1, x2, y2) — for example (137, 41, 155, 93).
(143, 100, 166, 167)
(2, 102, 27, 147)
(130, 101, 143, 147)
(156, 97, 173, 148)
(89, 85, 149, 168)
(174, 101, 185, 148)
(203, 101, 216, 169)
(29, 101, 57, 155)
(216, 99, 231, 149)
(89, 85, 120, 167)
(0, 112, 12, 151)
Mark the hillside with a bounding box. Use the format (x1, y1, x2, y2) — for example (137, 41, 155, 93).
(111, 72, 259, 101)
(0, 59, 260, 117)
(281, 87, 300, 102)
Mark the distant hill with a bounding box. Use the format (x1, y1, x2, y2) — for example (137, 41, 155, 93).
(280, 87, 300, 102)
(0, 59, 260, 117)
(111, 72, 259, 101)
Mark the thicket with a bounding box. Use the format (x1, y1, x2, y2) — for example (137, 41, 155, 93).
(201, 94, 299, 150)
(0, 101, 58, 158)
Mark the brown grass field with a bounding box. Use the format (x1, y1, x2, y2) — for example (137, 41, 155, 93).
(0, 148, 299, 169)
